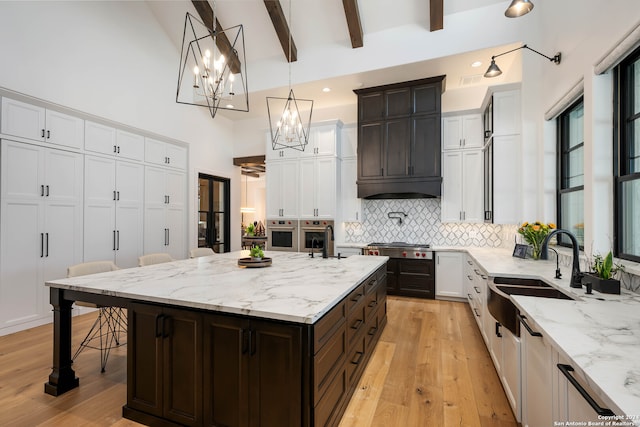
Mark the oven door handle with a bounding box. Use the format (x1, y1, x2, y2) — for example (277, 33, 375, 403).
(270, 227, 296, 230)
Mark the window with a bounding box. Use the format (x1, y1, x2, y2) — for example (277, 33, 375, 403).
(557, 98, 585, 248)
(615, 45, 640, 262)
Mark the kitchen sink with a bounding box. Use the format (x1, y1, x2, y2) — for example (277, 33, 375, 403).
(493, 276, 552, 287)
(487, 279, 574, 336)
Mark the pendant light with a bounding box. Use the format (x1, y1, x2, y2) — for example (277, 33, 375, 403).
(504, 0, 534, 18)
(176, 1, 249, 118)
(266, 0, 313, 152)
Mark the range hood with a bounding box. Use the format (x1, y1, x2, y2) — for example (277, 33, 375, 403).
(357, 177, 442, 199)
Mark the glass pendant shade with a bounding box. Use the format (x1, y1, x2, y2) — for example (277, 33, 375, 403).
(267, 89, 313, 152)
(176, 13, 248, 118)
(504, 0, 534, 18)
(484, 59, 503, 78)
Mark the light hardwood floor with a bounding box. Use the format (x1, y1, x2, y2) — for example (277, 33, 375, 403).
(0, 297, 517, 427)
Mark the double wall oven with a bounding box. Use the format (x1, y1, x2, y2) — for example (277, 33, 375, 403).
(266, 219, 298, 252)
(299, 220, 334, 257)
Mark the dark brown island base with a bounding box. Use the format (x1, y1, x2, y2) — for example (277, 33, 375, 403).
(44, 254, 387, 427)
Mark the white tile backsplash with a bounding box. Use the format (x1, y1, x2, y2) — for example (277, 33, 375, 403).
(343, 199, 515, 247)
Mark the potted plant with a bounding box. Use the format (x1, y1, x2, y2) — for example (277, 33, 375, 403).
(245, 223, 255, 237)
(250, 245, 264, 261)
(517, 221, 556, 259)
(581, 251, 625, 294)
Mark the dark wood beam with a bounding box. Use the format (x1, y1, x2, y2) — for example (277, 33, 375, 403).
(430, 0, 443, 31)
(263, 0, 297, 62)
(241, 171, 260, 178)
(191, 0, 242, 74)
(342, 0, 363, 48)
(233, 155, 266, 167)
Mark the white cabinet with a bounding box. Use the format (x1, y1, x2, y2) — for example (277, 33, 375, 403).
(84, 156, 144, 268)
(299, 122, 341, 157)
(85, 121, 144, 161)
(441, 149, 483, 223)
(1, 97, 84, 149)
(299, 156, 337, 219)
(520, 313, 554, 427)
(145, 137, 187, 169)
(493, 135, 521, 224)
(501, 327, 521, 421)
(442, 114, 483, 150)
(0, 140, 83, 333)
(340, 157, 362, 222)
(493, 90, 521, 136)
(265, 132, 301, 160)
(435, 251, 464, 299)
(266, 160, 299, 219)
(143, 166, 186, 260)
(555, 353, 616, 423)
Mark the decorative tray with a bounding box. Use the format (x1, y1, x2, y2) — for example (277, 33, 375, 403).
(237, 257, 272, 268)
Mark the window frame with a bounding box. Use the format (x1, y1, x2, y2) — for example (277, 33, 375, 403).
(615, 44, 640, 262)
(556, 97, 585, 249)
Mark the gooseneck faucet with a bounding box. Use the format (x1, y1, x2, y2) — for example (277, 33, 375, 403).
(541, 229, 582, 288)
(309, 237, 319, 258)
(323, 225, 334, 259)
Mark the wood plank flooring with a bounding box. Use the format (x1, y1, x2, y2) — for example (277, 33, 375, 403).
(0, 297, 517, 427)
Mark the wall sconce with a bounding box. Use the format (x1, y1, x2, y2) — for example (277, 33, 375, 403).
(504, 0, 534, 18)
(484, 44, 561, 78)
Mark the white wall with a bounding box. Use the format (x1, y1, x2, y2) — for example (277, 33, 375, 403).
(0, 1, 241, 251)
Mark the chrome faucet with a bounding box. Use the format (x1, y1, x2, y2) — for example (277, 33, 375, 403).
(541, 229, 582, 288)
(323, 225, 334, 259)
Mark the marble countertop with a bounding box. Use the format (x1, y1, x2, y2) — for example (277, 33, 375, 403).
(45, 251, 388, 325)
(463, 247, 640, 422)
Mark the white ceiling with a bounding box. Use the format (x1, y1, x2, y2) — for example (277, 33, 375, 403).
(146, 0, 521, 119)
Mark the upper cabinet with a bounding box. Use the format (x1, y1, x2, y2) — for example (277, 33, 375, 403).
(85, 121, 144, 161)
(1, 97, 84, 150)
(493, 90, 521, 136)
(145, 137, 187, 169)
(354, 76, 445, 199)
(442, 114, 483, 150)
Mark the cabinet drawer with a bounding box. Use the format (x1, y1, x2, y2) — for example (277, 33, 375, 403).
(364, 290, 379, 322)
(313, 326, 346, 405)
(314, 301, 346, 353)
(363, 273, 378, 294)
(346, 303, 366, 347)
(365, 309, 381, 351)
(346, 334, 367, 387)
(346, 284, 366, 313)
(314, 367, 347, 427)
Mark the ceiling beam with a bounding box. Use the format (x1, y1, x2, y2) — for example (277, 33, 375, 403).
(191, 0, 242, 74)
(241, 171, 260, 178)
(342, 0, 363, 48)
(430, 0, 443, 32)
(263, 0, 297, 62)
(233, 155, 266, 167)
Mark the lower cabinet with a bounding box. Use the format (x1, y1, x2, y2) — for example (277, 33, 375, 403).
(124, 265, 387, 427)
(386, 258, 435, 299)
(435, 251, 464, 299)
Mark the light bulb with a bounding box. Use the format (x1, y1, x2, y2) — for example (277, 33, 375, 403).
(193, 65, 199, 87)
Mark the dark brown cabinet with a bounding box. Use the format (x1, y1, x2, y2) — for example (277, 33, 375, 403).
(386, 258, 435, 299)
(355, 76, 445, 198)
(126, 303, 203, 427)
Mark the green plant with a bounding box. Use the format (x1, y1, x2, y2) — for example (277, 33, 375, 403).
(250, 245, 264, 259)
(591, 251, 624, 279)
(245, 223, 255, 236)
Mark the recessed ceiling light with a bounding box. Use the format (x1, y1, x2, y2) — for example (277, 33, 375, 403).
(471, 61, 482, 68)
(226, 104, 234, 109)
(322, 87, 331, 93)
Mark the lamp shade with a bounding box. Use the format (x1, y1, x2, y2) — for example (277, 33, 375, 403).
(504, 0, 534, 18)
(484, 59, 503, 78)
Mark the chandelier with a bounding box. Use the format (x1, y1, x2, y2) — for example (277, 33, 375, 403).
(266, 0, 313, 151)
(176, 10, 248, 118)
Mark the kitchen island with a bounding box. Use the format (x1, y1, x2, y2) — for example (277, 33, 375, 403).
(44, 251, 388, 427)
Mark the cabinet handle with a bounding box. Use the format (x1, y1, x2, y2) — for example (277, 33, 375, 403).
(350, 351, 364, 365)
(557, 364, 615, 416)
(463, 211, 466, 220)
(356, 212, 359, 221)
(116, 230, 120, 250)
(351, 293, 363, 302)
(155, 314, 164, 338)
(117, 146, 120, 154)
(113, 190, 117, 201)
(167, 157, 170, 164)
(467, 260, 473, 265)
(351, 319, 363, 330)
(41, 129, 45, 138)
(47, 130, 50, 139)
(467, 275, 473, 281)
(40, 233, 44, 257)
(368, 300, 377, 308)
(113, 145, 117, 153)
(495, 322, 502, 338)
(116, 191, 120, 201)
(41, 185, 44, 197)
(45, 233, 49, 257)
(368, 326, 377, 336)
(518, 314, 542, 337)
(474, 286, 480, 294)
(166, 195, 169, 204)
(467, 293, 473, 301)
(481, 274, 488, 280)
(166, 228, 170, 245)
(474, 269, 481, 275)
(45, 185, 49, 197)
(463, 138, 466, 147)
(473, 308, 480, 317)
(113, 230, 116, 251)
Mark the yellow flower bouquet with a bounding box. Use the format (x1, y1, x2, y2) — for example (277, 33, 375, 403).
(517, 221, 556, 259)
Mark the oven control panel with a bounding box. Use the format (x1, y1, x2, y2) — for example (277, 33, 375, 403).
(363, 247, 433, 259)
